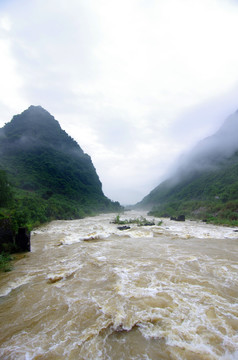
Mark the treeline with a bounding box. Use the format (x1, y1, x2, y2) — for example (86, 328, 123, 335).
(149, 199, 238, 226)
(142, 152, 238, 226)
(0, 169, 121, 262)
(0, 168, 121, 231)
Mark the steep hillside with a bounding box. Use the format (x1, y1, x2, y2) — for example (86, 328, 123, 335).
(138, 110, 238, 225)
(0, 106, 121, 229)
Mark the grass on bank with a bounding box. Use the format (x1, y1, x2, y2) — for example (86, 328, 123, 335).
(112, 215, 162, 226)
(149, 199, 238, 227)
(0, 252, 13, 272)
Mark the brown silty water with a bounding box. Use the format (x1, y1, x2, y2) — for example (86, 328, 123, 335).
(0, 211, 238, 360)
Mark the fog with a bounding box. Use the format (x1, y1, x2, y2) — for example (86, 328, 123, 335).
(159, 110, 238, 192)
(0, 106, 85, 158)
(183, 111, 238, 167)
(0, 0, 238, 204)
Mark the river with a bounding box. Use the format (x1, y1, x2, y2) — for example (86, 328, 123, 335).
(0, 211, 238, 360)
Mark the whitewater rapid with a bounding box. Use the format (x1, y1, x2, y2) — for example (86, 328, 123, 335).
(0, 211, 237, 360)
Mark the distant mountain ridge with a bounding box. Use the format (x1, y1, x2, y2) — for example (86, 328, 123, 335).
(178, 110, 238, 171)
(138, 110, 238, 225)
(0, 106, 121, 227)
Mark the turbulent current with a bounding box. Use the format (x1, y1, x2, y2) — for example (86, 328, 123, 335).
(0, 211, 238, 360)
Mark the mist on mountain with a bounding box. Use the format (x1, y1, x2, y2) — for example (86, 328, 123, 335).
(0, 106, 122, 229)
(138, 109, 238, 225)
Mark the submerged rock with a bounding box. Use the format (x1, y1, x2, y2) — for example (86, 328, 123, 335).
(177, 215, 185, 222)
(138, 222, 155, 226)
(117, 226, 131, 231)
(170, 215, 185, 222)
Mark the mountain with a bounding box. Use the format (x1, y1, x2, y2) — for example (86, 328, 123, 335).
(138, 110, 238, 225)
(0, 106, 121, 228)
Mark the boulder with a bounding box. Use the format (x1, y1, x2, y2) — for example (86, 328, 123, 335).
(0, 219, 31, 253)
(15, 227, 31, 251)
(141, 222, 155, 226)
(170, 215, 185, 222)
(117, 226, 131, 231)
(177, 215, 185, 222)
(170, 216, 177, 221)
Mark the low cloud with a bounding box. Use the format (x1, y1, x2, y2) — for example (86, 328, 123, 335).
(0, 0, 238, 204)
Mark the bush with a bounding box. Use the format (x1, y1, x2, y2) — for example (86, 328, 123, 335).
(0, 170, 13, 207)
(0, 252, 13, 272)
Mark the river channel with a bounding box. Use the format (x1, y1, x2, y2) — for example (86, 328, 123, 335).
(0, 211, 238, 360)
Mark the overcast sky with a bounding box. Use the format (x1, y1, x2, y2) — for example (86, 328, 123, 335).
(0, 0, 238, 204)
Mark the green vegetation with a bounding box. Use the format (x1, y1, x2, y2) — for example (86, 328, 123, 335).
(139, 112, 238, 227)
(141, 152, 238, 206)
(112, 215, 155, 226)
(0, 106, 122, 226)
(0, 170, 13, 208)
(0, 106, 123, 268)
(149, 199, 238, 226)
(147, 155, 238, 226)
(0, 252, 13, 272)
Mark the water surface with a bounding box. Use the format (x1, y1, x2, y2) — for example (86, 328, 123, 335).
(0, 211, 238, 359)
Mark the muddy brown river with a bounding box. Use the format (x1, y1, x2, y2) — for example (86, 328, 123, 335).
(0, 211, 238, 360)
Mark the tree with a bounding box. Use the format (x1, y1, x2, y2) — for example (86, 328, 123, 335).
(0, 170, 13, 207)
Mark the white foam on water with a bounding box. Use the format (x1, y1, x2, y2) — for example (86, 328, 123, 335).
(0, 275, 33, 297)
(25, 348, 45, 360)
(158, 218, 238, 240)
(221, 351, 238, 360)
(108, 239, 238, 358)
(0, 345, 45, 360)
(1, 211, 238, 359)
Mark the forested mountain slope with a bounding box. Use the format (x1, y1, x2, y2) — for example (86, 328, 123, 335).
(0, 106, 121, 229)
(138, 110, 238, 225)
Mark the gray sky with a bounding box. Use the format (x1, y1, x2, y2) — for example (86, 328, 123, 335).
(0, 0, 238, 204)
